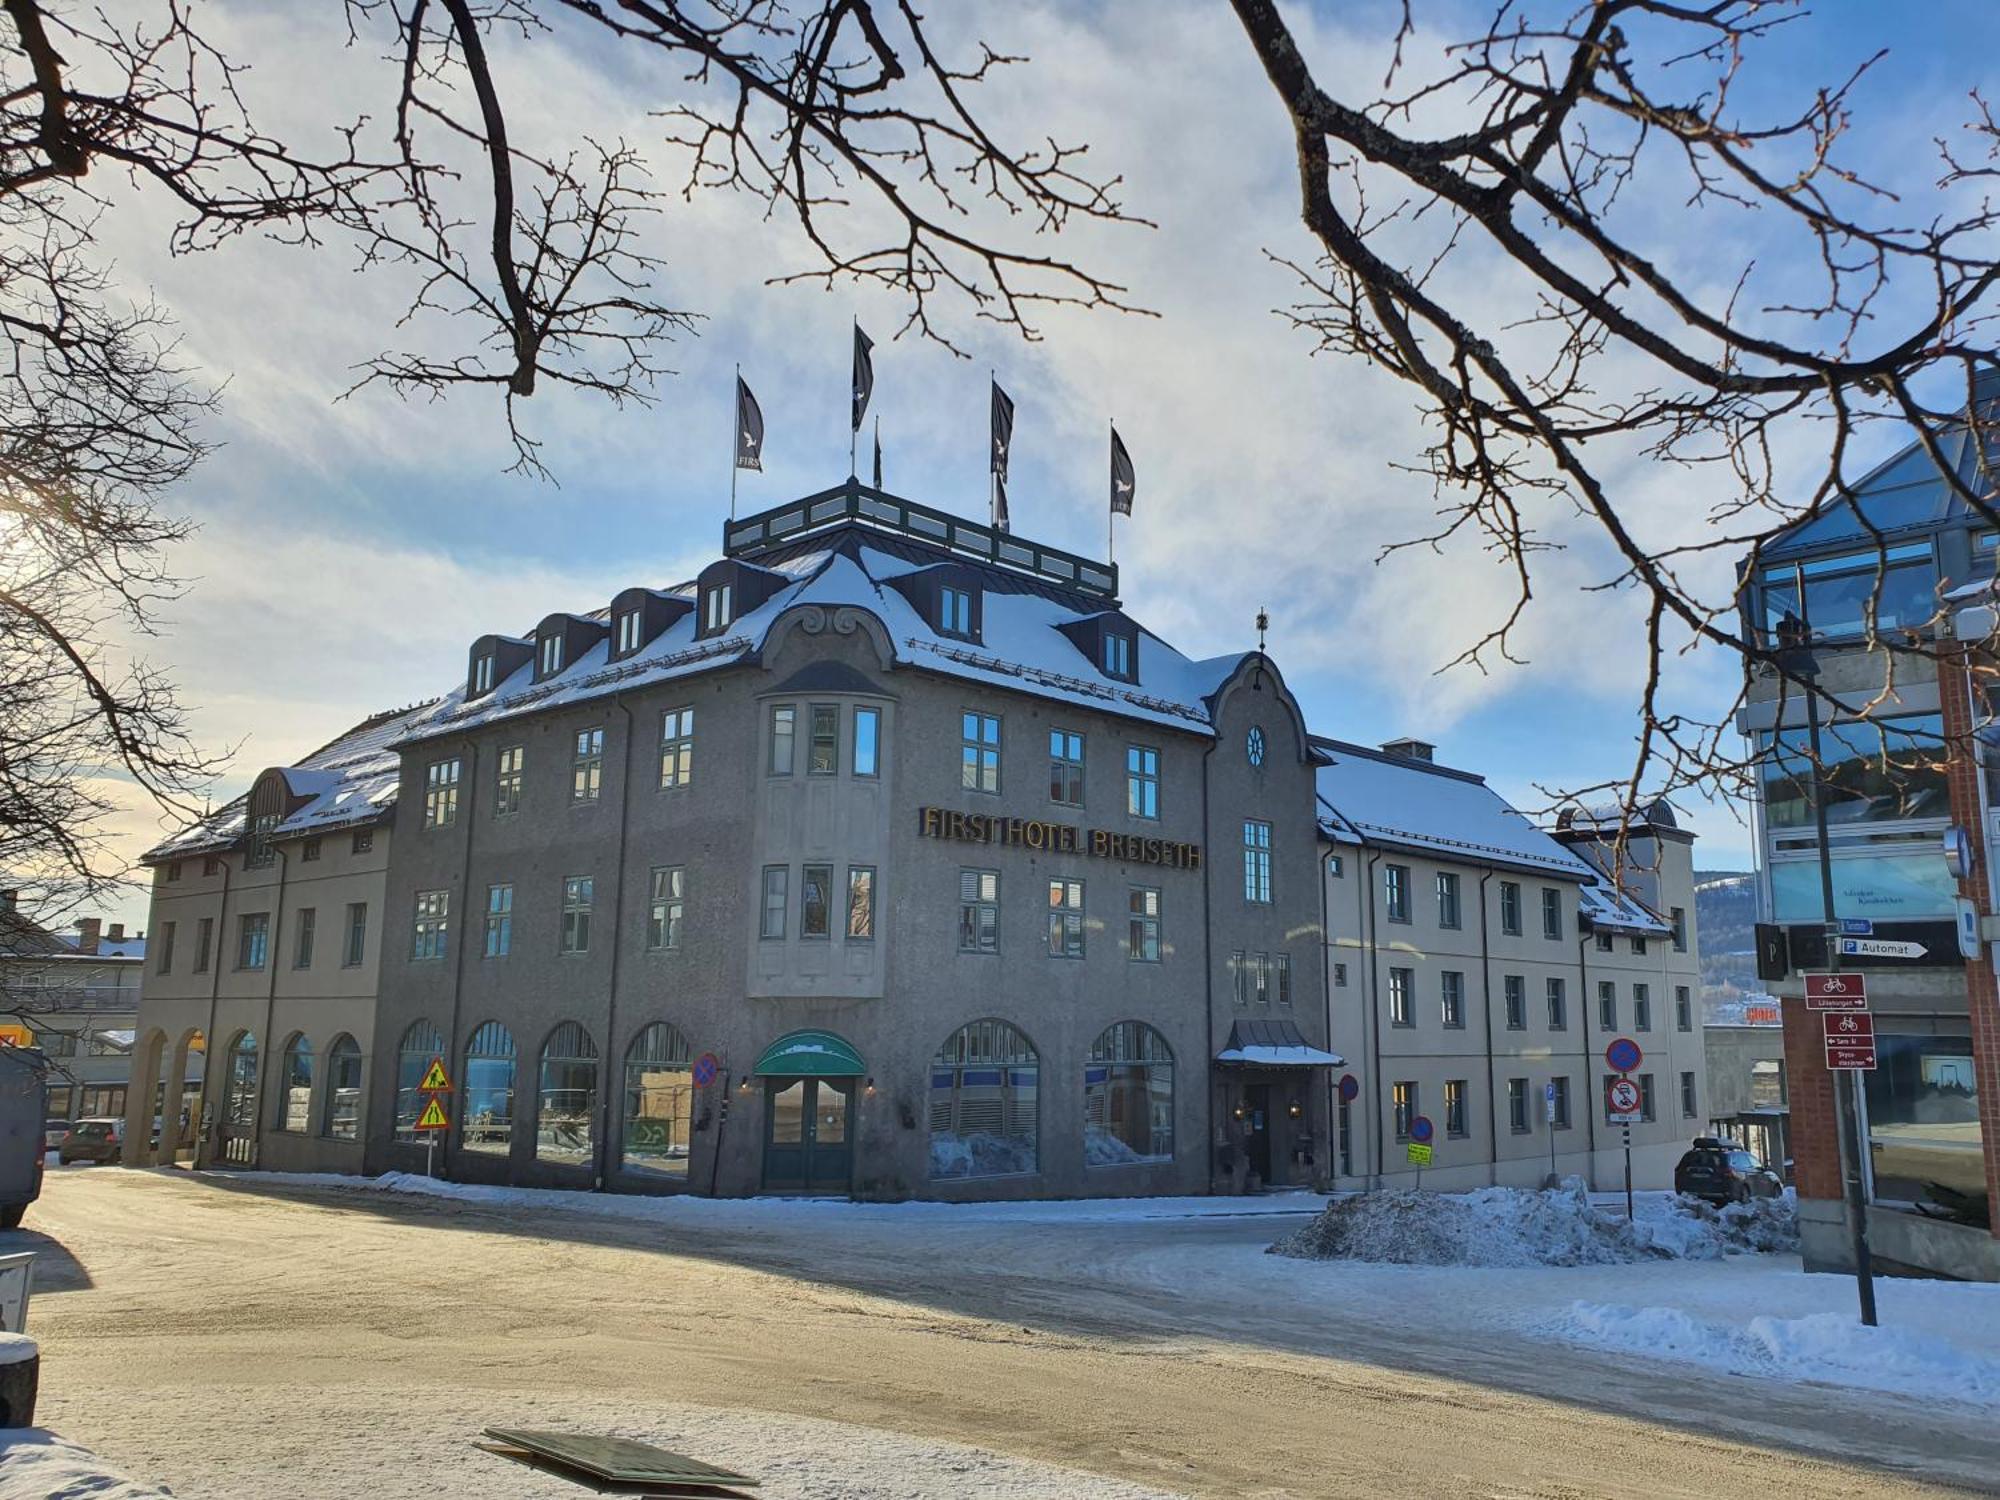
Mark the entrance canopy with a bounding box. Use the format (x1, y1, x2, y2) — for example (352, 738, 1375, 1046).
(754, 1030, 865, 1077)
(1216, 1019, 1342, 1069)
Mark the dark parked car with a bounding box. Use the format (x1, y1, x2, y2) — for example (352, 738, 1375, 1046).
(1674, 1136, 1784, 1205)
(57, 1118, 123, 1166)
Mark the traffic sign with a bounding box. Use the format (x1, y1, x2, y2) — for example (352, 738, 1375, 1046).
(1338, 1073, 1360, 1104)
(1804, 973, 1868, 1011)
(414, 1096, 450, 1130)
(692, 1052, 720, 1089)
(1606, 1077, 1643, 1123)
(1605, 1037, 1643, 1074)
(1406, 1142, 1433, 1167)
(1409, 1115, 1434, 1145)
(418, 1057, 451, 1092)
(1543, 1080, 1557, 1123)
(1839, 937, 1927, 960)
(1838, 918, 1874, 936)
(1824, 1032, 1878, 1070)
(1824, 1012, 1875, 1040)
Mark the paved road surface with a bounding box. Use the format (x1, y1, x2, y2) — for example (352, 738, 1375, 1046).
(13, 1169, 1996, 1498)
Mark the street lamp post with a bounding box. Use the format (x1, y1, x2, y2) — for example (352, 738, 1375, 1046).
(1777, 584, 1879, 1327)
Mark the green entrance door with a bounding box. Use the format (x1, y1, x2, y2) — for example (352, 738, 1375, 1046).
(762, 1077, 853, 1191)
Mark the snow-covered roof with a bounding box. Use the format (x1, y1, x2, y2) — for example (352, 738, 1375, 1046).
(144, 701, 441, 863)
(402, 527, 1251, 749)
(1312, 739, 1598, 880)
(1576, 881, 1672, 936)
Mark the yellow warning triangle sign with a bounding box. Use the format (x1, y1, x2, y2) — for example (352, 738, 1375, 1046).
(415, 1096, 450, 1130)
(418, 1057, 451, 1092)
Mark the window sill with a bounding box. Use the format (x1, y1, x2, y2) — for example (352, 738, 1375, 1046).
(1085, 1156, 1172, 1170)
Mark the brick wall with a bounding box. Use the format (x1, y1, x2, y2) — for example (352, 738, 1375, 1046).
(1783, 994, 1843, 1202)
(1938, 642, 2000, 1238)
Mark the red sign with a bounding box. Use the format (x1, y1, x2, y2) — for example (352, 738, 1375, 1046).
(1804, 973, 1868, 1011)
(1606, 1077, 1643, 1119)
(1824, 1013, 1875, 1040)
(1823, 1013, 1877, 1069)
(1744, 1004, 1781, 1026)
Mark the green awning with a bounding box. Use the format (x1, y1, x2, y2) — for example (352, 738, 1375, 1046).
(754, 1030, 865, 1077)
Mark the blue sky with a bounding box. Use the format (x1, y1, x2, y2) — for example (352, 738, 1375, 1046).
(83, 0, 2000, 926)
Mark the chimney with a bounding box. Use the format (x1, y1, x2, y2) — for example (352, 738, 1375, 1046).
(1380, 737, 1436, 763)
(76, 917, 101, 955)
(107, 923, 126, 943)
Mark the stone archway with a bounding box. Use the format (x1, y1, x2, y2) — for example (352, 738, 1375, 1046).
(164, 1028, 205, 1166)
(121, 1029, 169, 1167)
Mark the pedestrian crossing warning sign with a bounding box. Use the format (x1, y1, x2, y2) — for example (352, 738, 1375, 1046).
(415, 1096, 450, 1131)
(419, 1057, 451, 1092)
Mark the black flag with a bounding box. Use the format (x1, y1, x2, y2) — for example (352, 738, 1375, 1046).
(872, 418, 883, 489)
(1110, 426, 1135, 516)
(994, 472, 1010, 532)
(735, 376, 764, 471)
(990, 381, 1015, 482)
(852, 325, 875, 432)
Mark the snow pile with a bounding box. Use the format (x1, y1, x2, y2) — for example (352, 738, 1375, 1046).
(1269, 1181, 1794, 1267)
(929, 1132, 1038, 1179)
(1552, 1303, 2000, 1407)
(0, 1429, 174, 1498)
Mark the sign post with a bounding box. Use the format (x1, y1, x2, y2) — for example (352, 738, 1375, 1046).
(1406, 1115, 1434, 1188)
(1544, 1081, 1558, 1182)
(1604, 1040, 1643, 1221)
(414, 1056, 452, 1177)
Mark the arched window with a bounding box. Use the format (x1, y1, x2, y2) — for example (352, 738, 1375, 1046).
(930, 1020, 1039, 1179)
(323, 1035, 362, 1141)
(277, 1034, 313, 1132)
(223, 1031, 259, 1136)
(621, 1023, 692, 1178)
(461, 1021, 517, 1155)
(1085, 1022, 1174, 1166)
(535, 1022, 597, 1165)
(394, 1020, 445, 1139)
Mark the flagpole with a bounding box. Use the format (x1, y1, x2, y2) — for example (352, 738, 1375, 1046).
(989, 367, 997, 529)
(731, 361, 740, 521)
(849, 317, 859, 479)
(1107, 418, 1116, 566)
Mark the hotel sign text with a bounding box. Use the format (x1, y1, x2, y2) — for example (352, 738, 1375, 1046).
(917, 806, 1202, 870)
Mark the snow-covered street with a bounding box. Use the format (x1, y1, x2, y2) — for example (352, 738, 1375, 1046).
(6, 1166, 1997, 1497)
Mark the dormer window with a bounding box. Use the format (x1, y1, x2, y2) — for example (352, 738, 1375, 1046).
(472, 654, 495, 695)
(540, 632, 563, 676)
(704, 583, 733, 633)
(1102, 632, 1134, 681)
(615, 609, 642, 656)
(941, 585, 974, 638)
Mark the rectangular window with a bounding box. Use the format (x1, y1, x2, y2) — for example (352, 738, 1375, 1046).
(1103, 633, 1131, 678)
(1670, 906, 1687, 953)
(647, 867, 684, 950)
(1275, 953, 1292, 1006)
(769, 704, 796, 776)
(704, 583, 732, 632)
(301, 837, 321, 863)
(801, 863, 833, 938)
(808, 705, 839, 776)
(495, 745, 524, 815)
(658, 708, 694, 790)
(1252, 953, 1271, 1006)
(1047, 878, 1085, 958)
(761, 867, 789, 940)
(1760, 541, 1940, 641)
(1633, 983, 1652, 1032)
(1389, 967, 1414, 1027)
(474, 652, 495, 694)
(342, 903, 366, 967)
(940, 585, 973, 636)
(1598, 980, 1617, 1031)
(167, 860, 183, 882)
(1231, 950, 1247, 1006)
(1128, 886, 1161, 962)
(572, 728, 604, 802)
(1049, 729, 1085, 806)
(961, 711, 1000, 793)
(1508, 1078, 1530, 1134)
(1126, 744, 1160, 819)
(1680, 1070, 1698, 1120)
(1393, 1082, 1418, 1142)
(560, 876, 593, 954)
(1632, 937, 1648, 956)
(352, 829, 373, 855)
(1504, 974, 1526, 1030)
(1541, 887, 1563, 940)
(1499, 881, 1522, 936)
(1595, 930, 1614, 952)
(424, 757, 461, 827)
(203, 855, 223, 876)
(1676, 985, 1693, 1032)
(540, 631, 563, 675)
(1440, 970, 1465, 1028)
(1384, 863, 1410, 922)
(1546, 976, 1567, 1031)
(847, 867, 875, 940)
(1326, 854, 1344, 878)
(1759, 709, 1946, 830)
(959, 869, 999, 953)
(237, 912, 269, 970)
(1444, 1080, 1468, 1139)
(194, 917, 214, 973)
(156, 920, 176, 975)
(293, 907, 316, 970)
(616, 609, 641, 655)
(1639, 1072, 1656, 1123)
(1551, 1076, 1572, 1129)
(1243, 820, 1272, 904)
(410, 891, 449, 961)
(485, 884, 513, 958)
(853, 707, 880, 777)
(1436, 871, 1461, 929)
